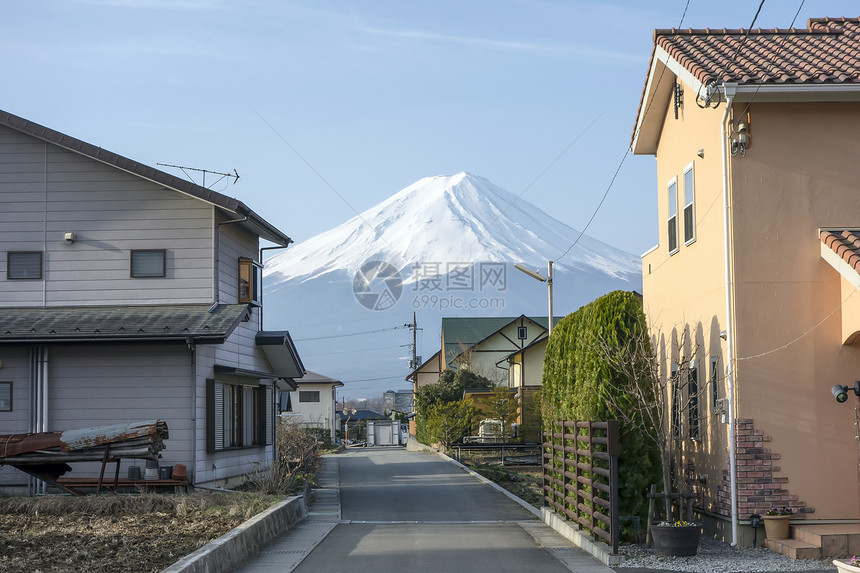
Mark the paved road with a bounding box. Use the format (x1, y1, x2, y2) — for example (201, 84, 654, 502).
(236, 447, 612, 572)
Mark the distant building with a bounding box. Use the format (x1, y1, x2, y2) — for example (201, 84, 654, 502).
(384, 389, 414, 413)
(281, 371, 343, 441)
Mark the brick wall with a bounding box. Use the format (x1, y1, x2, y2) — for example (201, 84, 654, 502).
(715, 418, 811, 518)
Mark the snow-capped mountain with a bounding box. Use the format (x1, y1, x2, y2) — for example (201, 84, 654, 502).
(266, 172, 638, 284)
(263, 172, 641, 398)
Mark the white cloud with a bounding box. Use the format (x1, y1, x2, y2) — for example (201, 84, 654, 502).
(357, 25, 644, 64)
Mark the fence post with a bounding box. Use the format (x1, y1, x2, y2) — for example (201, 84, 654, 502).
(607, 420, 619, 555)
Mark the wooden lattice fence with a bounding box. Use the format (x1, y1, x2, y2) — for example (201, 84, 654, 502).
(542, 420, 620, 554)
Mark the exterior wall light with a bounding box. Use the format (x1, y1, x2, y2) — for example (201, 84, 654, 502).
(750, 513, 761, 547)
(832, 381, 860, 403)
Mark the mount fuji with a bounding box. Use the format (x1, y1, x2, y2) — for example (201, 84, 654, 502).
(263, 172, 642, 398)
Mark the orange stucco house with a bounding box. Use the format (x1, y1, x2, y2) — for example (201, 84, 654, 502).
(633, 17, 860, 553)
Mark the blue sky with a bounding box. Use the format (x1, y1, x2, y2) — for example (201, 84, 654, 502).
(3, 0, 856, 257)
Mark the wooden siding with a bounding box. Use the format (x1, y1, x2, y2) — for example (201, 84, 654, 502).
(217, 217, 259, 305)
(0, 349, 33, 485)
(0, 125, 215, 306)
(46, 345, 194, 476)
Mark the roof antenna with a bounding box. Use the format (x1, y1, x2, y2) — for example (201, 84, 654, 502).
(157, 163, 240, 189)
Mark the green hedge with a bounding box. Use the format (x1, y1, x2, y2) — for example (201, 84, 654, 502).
(541, 290, 659, 525)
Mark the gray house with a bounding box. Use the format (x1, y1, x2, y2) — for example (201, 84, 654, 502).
(0, 109, 304, 492)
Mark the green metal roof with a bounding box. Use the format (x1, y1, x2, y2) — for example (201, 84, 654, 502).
(441, 315, 560, 367)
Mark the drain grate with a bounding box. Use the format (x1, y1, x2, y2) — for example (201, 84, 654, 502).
(261, 550, 306, 556)
(297, 522, 338, 529)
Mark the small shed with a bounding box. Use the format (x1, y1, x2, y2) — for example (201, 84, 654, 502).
(366, 420, 406, 446)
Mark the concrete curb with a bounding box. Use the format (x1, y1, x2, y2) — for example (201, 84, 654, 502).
(541, 507, 622, 567)
(161, 493, 309, 573)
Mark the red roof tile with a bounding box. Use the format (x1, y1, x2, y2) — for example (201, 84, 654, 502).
(821, 230, 860, 274)
(655, 18, 860, 88)
(632, 17, 860, 152)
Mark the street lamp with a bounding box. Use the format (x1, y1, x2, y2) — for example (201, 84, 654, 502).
(514, 261, 554, 335)
(342, 408, 357, 447)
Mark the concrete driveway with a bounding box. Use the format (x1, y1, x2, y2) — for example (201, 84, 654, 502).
(236, 447, 612, 573)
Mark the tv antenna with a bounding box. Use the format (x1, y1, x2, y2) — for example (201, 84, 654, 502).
(157, 163, 240, 189)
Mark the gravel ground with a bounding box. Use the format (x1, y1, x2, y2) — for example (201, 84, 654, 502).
(613, 537, 839, 573)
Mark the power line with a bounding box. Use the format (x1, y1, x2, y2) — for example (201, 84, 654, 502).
(293, 326, 402, 342)
(551, 0, 695, 266)
(341, 375, 407, 383)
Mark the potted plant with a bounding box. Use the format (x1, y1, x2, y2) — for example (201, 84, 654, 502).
(834, 555, 860, 573)
(762, 507, 793, 540)
(595, 320, 702, 555)
(651, 520, 702, 557)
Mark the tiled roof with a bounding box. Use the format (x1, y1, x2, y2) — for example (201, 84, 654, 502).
(821, 229, 860, 274)
(295, 370, 344, 387)
(655, 18, 860, 87)
(632, 17, 860, 153)
(0, 304, 249, 344)
(0, 109, 292, 247)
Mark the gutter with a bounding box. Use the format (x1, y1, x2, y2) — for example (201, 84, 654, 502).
(721, 82, 739, 547)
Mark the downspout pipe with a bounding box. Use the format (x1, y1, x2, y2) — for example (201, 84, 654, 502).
(720, 82, 739, 546)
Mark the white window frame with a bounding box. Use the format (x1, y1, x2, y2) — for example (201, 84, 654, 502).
(683, 162, 696, 245)
(667, 177, 679, 254)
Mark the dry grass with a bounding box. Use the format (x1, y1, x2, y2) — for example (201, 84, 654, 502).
(0, 492, 281, 573)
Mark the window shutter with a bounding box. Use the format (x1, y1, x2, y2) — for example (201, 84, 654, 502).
(214, 382, 225, 451)
(243, 387, 255, 446)
(265, 387, 273, 445)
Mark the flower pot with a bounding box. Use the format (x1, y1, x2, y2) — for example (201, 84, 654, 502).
(763, 515, 791, 540)
(651, 524, 701, 557)
(834, 559, 860, 573)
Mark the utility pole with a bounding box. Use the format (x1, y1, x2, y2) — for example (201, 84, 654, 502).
(404, 312, 422, 370)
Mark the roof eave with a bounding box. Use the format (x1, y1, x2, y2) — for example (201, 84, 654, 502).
(731, 84, 860, 102)
(632, 46, 708, 155)
(0, 334, 229, 345)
